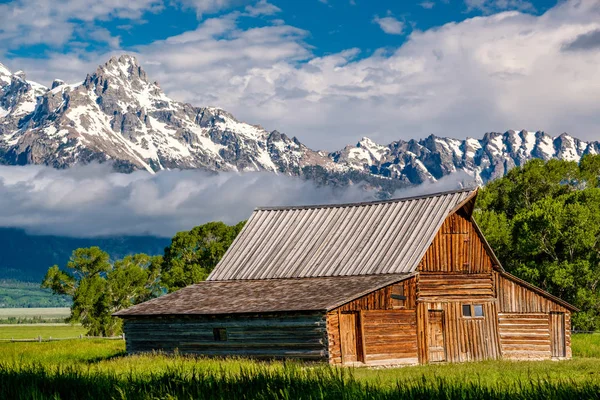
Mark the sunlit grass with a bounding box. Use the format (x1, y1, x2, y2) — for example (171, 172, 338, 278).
(0, 324, 86, 340)
(0, 332, 597, 399)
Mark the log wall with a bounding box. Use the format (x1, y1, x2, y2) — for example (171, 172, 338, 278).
(122, 312, 328, 360)
(417, 273, 494, 300)
(494, 271, 572, 359)
(497, 313, 551, 359)
(327, 277, 418, 365)
(362, 310, 418, 364)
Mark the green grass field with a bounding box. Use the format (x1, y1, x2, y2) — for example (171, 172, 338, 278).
(0, 324, 86, 340)
(0, 307, 71, 324)
(0, 329, 598, 399)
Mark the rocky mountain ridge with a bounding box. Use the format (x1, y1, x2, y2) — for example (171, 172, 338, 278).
(1, 55, 598, 188)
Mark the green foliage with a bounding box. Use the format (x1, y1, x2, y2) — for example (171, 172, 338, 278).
(161, 221, 245, 292)
(40, 221, 245, 335)
(476, 155, 600, 330)
(41, 247, 163, 337)
(0, 336, 599, 399)
(0, 281, 70, 308)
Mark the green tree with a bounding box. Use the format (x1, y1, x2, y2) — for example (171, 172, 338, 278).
(161, 221, 245, 292)
(475, 155, 600, 330)
(42, 247, 163, 336)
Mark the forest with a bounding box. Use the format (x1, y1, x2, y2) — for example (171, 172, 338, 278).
(41, 156, 600, 335)
(475, 155, 600, 331)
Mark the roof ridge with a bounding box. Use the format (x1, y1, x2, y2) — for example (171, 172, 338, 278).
(255, 187, 477, 211)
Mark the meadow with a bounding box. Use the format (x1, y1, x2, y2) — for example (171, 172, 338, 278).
(0, 329, 598, 399)
(0, 324, 86, 340)
(0, 306, 70, 324)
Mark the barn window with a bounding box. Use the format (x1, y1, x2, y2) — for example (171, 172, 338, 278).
(462, 304, 485, 318)
(462, 304, 472, 317)
(391, 284, 406, 308)
(474, 305, 484, 317)
(213, 328, 227, 341)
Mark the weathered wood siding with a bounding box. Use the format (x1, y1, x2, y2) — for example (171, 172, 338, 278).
(416, 211, 501, 364)
(327, 277, 418, 365)
(495, 272, 570, 313)
(123, 312, 328, 361)
(417, 301, 500, 363)
(497, 313, 551, 359)
(495, 271, 572, 359)
(336, 278, 417, 312)
(418, 211, 494, 273)
(417, 273, 494, 300)
(362, 310, 418, 363)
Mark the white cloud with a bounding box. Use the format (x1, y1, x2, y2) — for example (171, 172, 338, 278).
(373, 14, 404, 35)
(0, 0, 163, 50)
(6, 0, 600, 152)
(0, 164, 381, 237)
(420, 1, 435, 9)
(465, 0, 535, 13)
(245, 0, 280, 16)
(177, 0, 249, 17)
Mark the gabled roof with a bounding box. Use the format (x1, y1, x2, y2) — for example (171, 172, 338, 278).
(208, 188, 477, 281)
(114, 274, 412, 317)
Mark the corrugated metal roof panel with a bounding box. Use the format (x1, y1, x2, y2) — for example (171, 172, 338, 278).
(208, 188, 476, 281)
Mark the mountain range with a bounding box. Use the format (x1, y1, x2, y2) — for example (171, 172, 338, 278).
(1, 55, 599, 189)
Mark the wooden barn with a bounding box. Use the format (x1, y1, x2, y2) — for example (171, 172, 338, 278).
(115, 189, 577, 365)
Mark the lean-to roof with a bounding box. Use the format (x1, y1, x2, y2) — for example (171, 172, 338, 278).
(114, 274, 412, 316)
(208, 188, 476, 281)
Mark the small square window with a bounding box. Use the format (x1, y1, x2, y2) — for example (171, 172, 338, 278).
(474, 305, 484, 317)
(213, 328, 227, 341)
(462, 304, 472, 317)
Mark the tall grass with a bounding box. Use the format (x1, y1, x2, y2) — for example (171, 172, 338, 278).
(572, 332, 600, 358)
(0, 361, 599, 400)
(0, 333, 597, 399)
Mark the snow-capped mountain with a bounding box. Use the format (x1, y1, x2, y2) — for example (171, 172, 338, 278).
(1, 55, 598, 188)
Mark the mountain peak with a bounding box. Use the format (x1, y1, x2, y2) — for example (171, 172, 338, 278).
(1, 54, 599, 189)
(0, 62, 11, 86)
(0, 62, 11, 77)
(96, 54, 148, 83)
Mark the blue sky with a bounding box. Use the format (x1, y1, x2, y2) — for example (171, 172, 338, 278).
(1, 0, 600, 149)
(3, 0, 558, 60)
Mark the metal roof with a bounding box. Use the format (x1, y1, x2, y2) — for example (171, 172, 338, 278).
(114, 274, 412, 316)
(208, 188, 477, 281)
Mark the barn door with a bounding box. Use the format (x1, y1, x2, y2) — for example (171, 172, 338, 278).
(428, 310, 446, 362)
(339, 312, 363, 364)
(550, 312, 566, 358)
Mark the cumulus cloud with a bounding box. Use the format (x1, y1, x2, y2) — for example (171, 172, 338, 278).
(563, 29, 600, 51)
(0, 164, 383, 238)
(373, 13, 404, 35)
(464, 0, 535, 14)
(0, 0, 163, 50)
(5, 0, 600, 152)
(245, 0, 281, 16)
(0, 163, 472, 238)
(177, 0, 250, 17)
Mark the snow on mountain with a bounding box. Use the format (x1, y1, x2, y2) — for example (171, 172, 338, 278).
(1, 55, 598, 190)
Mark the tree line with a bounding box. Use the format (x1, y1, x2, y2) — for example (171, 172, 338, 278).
(475, 155, 600, 330)
(42, 222, 245, 336)
(44, 156, 600, 334)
